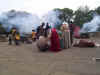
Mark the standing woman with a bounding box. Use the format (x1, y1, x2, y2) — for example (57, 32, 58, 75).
(61, 22, 71, 49)
(50, 28, 61, 52)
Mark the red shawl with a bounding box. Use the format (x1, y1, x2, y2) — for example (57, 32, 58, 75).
(50, 28, 61, 52)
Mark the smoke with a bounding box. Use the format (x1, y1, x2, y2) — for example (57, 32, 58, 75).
(0, 10, 40, 34)
(0, 10, 62, 35)
(80, 14, 100, 33)
(41, 10, 62, 28)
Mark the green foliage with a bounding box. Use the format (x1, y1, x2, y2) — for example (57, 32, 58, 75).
(54, 6, 94, 28)
(74, 7, 93, 28)
(54, 8, 74, 23)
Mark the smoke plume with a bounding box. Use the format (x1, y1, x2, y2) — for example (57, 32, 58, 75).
(80, 14, 100, 33)
(41, 10, 62, 28)
(0, 10, 62, 35)
(0, 10, 40, 34)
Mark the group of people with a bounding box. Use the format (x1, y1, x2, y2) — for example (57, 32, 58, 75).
(8, 21, 75, 52)
(36, 22, 75, 52)
(8, 21, 99, 49)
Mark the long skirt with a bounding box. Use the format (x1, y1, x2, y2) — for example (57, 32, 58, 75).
(63, 31, 71, 49)
(59, 39, 64, 49)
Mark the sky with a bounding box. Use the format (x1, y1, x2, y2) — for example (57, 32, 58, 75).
(0, 0, 100, 17)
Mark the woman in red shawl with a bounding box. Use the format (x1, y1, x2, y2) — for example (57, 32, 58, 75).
(50, 28, 61, 52)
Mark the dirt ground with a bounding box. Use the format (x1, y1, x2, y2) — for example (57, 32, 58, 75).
(0, 38, 100, 75)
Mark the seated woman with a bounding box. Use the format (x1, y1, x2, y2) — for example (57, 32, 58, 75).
(36, 36, 50, 52)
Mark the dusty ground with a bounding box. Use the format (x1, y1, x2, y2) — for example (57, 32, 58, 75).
(0, 38, 100, 75)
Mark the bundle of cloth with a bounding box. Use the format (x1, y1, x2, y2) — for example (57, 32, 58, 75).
(36, 36, 50, 52)
(73, 39, 95, 47)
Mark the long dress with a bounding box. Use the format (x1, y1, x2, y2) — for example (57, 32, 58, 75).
(61, 24, 71, 49)
(50, 28, 61, 52)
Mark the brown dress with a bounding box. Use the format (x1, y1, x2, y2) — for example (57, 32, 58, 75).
(61, 24, 71, 49)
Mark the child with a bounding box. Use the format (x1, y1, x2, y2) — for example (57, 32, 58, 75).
(32, 30, 36, 41)
(8, 34, 12, 45)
